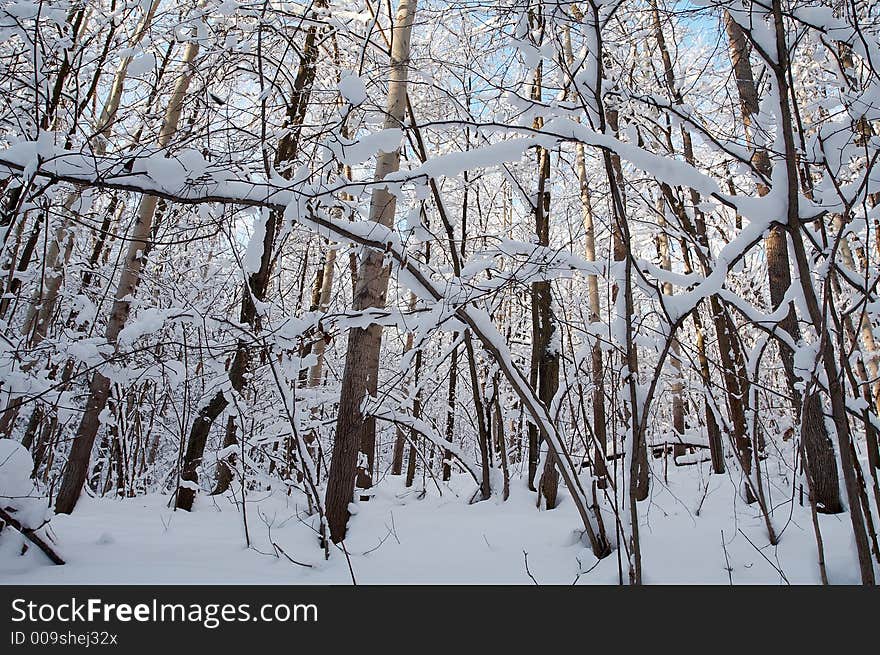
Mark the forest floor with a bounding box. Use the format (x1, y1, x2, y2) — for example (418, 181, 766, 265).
(0, 457, 866, 584)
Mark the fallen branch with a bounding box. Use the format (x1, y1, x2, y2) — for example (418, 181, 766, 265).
(271, 541, 313, 568)
(0, 505, 65, 565)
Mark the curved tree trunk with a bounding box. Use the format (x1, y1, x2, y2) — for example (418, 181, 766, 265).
(55, 33, 201, 515)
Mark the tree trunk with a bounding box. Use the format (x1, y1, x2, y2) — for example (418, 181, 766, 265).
(724, 9, 841, 514)
(575, 144, 609, 485)
(526, 42, 561, 508)
(565, 8, 608, 487)
(22, 0, 161, 348)
(764, 0, 872, 583)
(392, 293, 418, 476)
(442, 337, 459, 481)
(325, 0, 418, 543)
(176, 11, 322, 510)
(55, 34, 201, 515)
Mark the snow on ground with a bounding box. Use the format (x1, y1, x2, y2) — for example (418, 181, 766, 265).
(0, 460, 866, 584)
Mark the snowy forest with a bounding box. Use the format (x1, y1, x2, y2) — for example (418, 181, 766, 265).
(0, 0, 879, 586)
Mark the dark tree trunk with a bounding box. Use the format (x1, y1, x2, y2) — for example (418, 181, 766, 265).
(442, 338, 459, 481)
(724, 9, 841, 514)
(175, 12, 322, 509)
